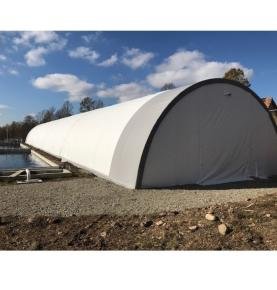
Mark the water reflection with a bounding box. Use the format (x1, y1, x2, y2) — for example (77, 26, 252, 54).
(0, 154, 49, 170)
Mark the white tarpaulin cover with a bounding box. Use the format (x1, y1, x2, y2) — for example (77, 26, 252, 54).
(26, 79, 277, 188)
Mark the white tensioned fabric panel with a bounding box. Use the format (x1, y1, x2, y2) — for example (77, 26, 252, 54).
(109, 86, 187, 187)
(27, 91, 164, 176)
(26, 113, 83, 157)
(59, 93, 163, 176)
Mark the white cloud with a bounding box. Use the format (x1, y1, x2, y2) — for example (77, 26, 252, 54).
(98, 54, 118, 67)
(0, 54, 7, 61)
(122, 48, 154, 69)
(0, 104, 9, 109)
(147, 49, 253, 88)
(82, 32, 103, 44)
(24, 38, 67, 67)
(68, 46, 99, 63)
(32, 73, 94, 102)
(0, 62, 19, 75)
(96, 82, 106, 90)
(48, 38, 67, 51)
(15, 32, 67, 67)
(13, 31, 59, 46)
(97, 82, 152, 102)
(25, 47, 47, 66)
(8, 69, 18, 75)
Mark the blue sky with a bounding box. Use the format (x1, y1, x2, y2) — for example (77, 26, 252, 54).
(1, 31, 277, 125)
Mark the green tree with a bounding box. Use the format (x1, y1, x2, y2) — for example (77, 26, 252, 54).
(223, 68, 250, 87)
(160, 83, 176, 91)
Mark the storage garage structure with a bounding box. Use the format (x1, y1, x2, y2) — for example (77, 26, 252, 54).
(26, 78, 277, 188)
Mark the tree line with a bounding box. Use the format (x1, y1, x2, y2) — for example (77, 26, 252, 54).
(0, 97, 103, 141)
(0, 68, 250, 142)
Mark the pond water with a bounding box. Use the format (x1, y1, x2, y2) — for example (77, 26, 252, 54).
(0, 154, 49, 170)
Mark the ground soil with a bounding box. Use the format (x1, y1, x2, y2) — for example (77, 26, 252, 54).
(0, 193, 276, 250)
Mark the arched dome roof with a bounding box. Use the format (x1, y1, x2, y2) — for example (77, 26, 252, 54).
(26, 79, 277, 188)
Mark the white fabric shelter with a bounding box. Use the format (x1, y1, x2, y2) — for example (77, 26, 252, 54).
(26, 79, 277, 188)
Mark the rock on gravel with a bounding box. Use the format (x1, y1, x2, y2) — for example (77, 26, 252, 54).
(155, 220, 164, 226)
(100, 231, 107, 238)
(205, 213, 216, 221)
(188, 225, 198, 231)
(218, 224, 228, 235)
(27, 217, 35, 224)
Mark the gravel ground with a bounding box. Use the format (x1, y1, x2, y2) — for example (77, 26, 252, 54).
(1, 193, 276, 250)
(0, 177, 277, 216)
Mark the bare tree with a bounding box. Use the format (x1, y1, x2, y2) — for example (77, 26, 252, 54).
(80, 97, 104, 113)
(55, 101, 73, 119)
(80, 97, 94, 112)
(37, 107, 56, 124)
(93, 99, 104, 110)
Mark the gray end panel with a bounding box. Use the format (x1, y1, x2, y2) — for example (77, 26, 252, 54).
(141, 83, 277, 188)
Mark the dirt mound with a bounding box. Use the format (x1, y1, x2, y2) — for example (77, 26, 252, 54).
(0, 193, 276, 250)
